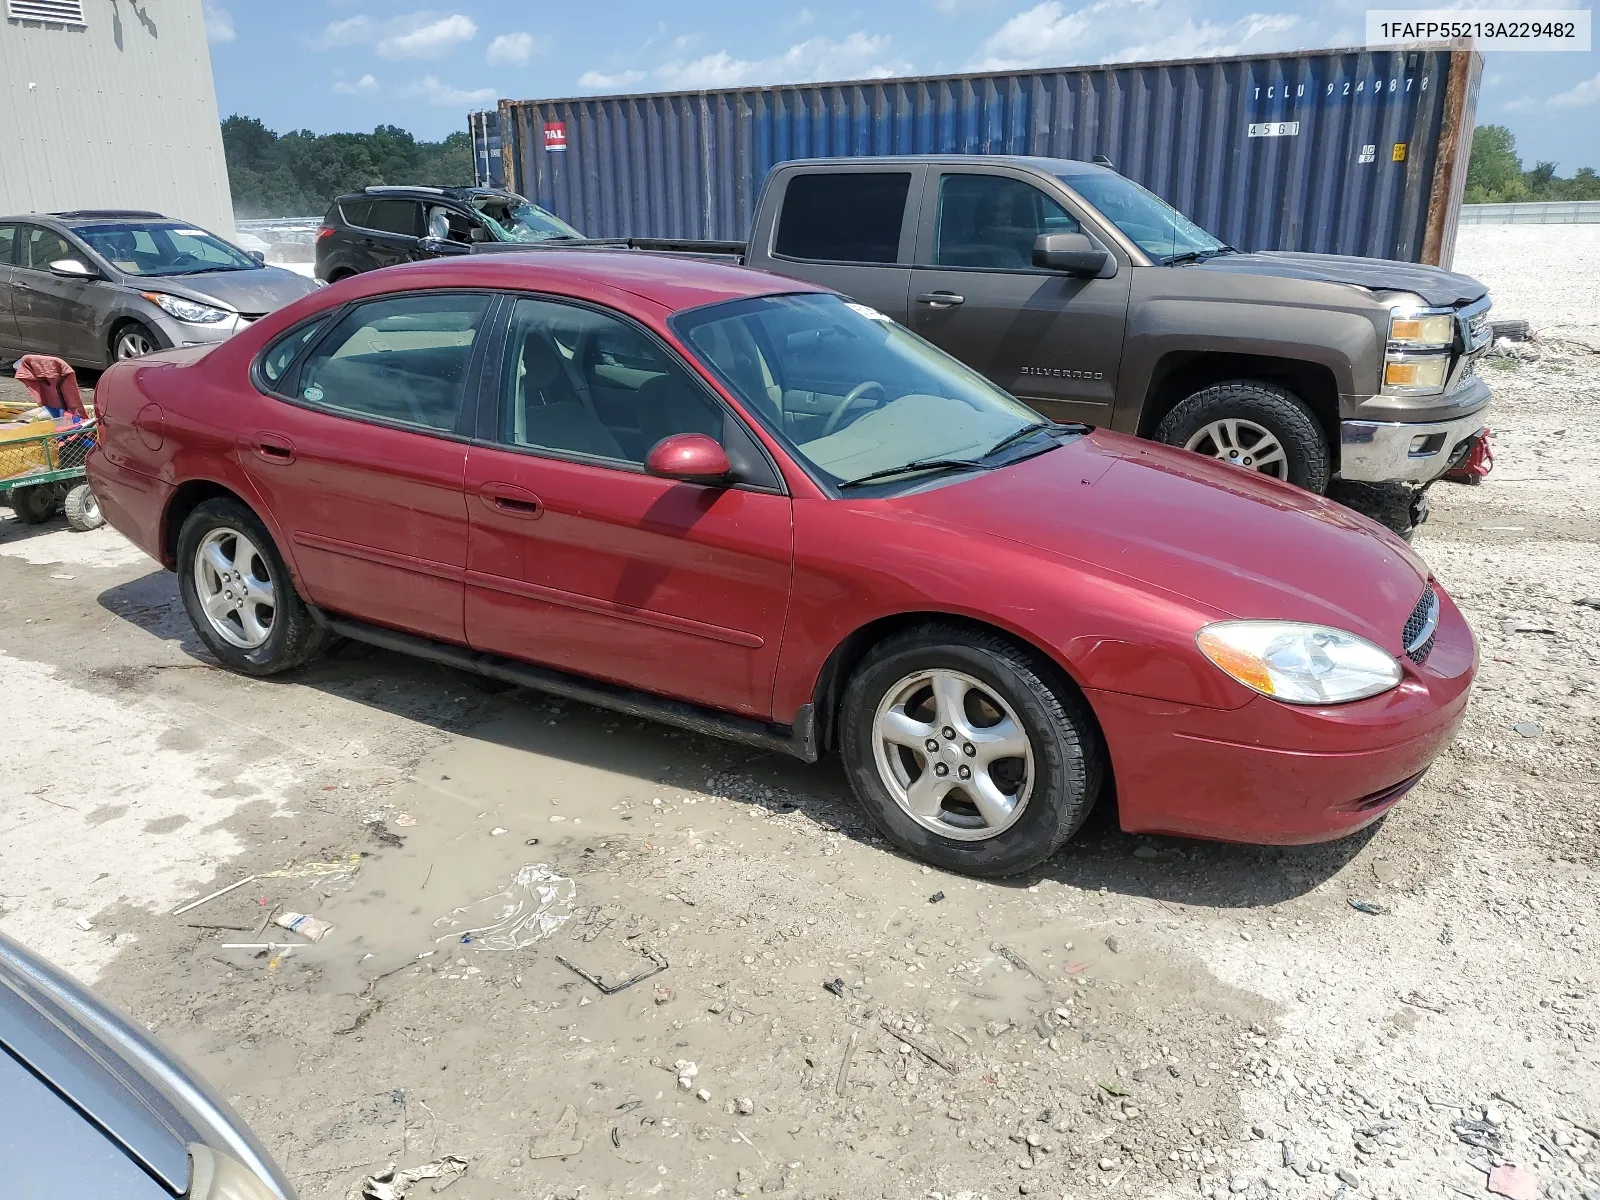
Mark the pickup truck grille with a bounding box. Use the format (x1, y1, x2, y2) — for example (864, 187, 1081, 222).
(1402, 584, 1440, 664)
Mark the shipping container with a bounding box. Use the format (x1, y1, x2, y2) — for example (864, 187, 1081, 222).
(472, 45, 1481, 267)
(470, 109, 505, 188)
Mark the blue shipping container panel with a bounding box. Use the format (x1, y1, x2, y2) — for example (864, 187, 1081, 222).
(476, 46, 1479, 265)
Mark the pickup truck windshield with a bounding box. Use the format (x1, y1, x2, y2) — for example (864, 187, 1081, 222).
(1058, 172, 1226, 263)
(673, 292, 1047, 488)
(473, 196, 583, 243)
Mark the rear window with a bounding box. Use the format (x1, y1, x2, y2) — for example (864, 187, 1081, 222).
(773, 172, 910, 265)
(338, 199, 372, 227)
(364, 200, 422, 237)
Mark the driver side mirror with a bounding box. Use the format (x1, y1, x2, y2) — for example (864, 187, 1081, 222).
(247, 249, 266, 264)
(644, 433, 731, 486)
(48, 258, 97, 279)
(1033, 233, 1110, 278)
(418, 236, 471, 256)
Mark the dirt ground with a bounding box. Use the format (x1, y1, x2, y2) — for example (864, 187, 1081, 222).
(1, 227, 1596, 1200)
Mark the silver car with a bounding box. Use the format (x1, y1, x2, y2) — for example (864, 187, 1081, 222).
(0, 931, 295, 1199)
(0, 210, 320, 369)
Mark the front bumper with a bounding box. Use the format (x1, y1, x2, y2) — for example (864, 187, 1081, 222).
(1088, 584, 1476, 844)
(150, 311, 257, 351)
(1340, 374, 1490, 484)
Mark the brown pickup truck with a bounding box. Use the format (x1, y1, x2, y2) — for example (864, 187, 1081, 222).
(476, 154, 1494, 531)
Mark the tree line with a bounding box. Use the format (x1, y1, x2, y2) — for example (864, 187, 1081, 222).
(221, 116, 475, 219)
(1465, 124, 1600, 204)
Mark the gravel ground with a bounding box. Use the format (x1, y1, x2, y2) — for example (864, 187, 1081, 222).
(0, 228, 1595, 1200)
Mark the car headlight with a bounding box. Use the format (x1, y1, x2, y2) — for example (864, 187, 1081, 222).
(1196, 621, 1402, 705)
(187, 1146, 285, 1200)
(142, 292, 232, 324)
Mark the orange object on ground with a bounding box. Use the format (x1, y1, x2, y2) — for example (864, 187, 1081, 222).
(13, 355, 88, 420)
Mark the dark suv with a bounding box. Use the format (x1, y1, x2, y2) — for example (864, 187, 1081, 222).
(314, 185, 583, 282)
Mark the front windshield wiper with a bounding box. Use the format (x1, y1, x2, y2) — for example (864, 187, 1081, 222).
(980, 422, 1058, 460)
(1162, 246, 1235, 266)
(837, 457, 989, 490)
(162, 265, 248, 276)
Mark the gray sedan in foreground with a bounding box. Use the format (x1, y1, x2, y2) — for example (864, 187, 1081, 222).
(0, 210, 320, 369)
(0, 931, 294, 1200)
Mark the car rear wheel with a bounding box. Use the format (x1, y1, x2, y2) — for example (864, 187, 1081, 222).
(177, 498, 327, 675)
(1155, 380, 1331, 493)
(63, 483, 104, 531)
(112, 321, 159, 361)
(840, 624, 1102, 877)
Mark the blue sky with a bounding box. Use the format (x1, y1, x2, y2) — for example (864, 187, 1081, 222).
(205, 0, 1600, 171)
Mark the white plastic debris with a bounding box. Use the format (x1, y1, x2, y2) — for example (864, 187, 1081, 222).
(432, 863, 575, 950)
(274, 912, 333, 942)
(343, 1155, 467, 1200)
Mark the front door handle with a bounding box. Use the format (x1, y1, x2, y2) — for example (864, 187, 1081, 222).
(254, 435, 296, 464)
(13, 280, 33, 292)
(916, 292, 965, 308)
(479, 483, 543, 518)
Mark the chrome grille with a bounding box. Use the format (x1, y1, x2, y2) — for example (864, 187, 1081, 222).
(1402, 585, 1440, 664)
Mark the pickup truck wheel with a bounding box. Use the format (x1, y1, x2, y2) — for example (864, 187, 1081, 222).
(1155, 381, 1331, 493)
(839, 624, 1102, 878)
(177, 498, 328, 676)
(1328, 480, 1427, 541)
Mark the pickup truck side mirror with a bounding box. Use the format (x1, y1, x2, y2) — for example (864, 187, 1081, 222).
(1033, 233, 1110, 277)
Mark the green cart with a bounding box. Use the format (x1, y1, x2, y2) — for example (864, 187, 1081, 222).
(0, 419, 105, 532)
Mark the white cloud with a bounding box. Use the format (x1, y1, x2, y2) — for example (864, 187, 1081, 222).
(203, 2, 235, 44)
(653, 32, 911, 89)
(1547, 70, 1600, 109)
(379, 13, 478, 59)
(314, 11, 478, 59)
(1502, 94, 1536, 112)
(487, 30, 542, 65)
(971, 0, 1300, 70)
(578, 68, 647, 89)
(405, 74, 497, 107)
(334, 73, 379, 94)
(314, 14, 377, 50)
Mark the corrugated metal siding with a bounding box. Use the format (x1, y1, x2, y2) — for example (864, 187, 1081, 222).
(0, 0, 235, 236)
(481, 46, 1480, 266)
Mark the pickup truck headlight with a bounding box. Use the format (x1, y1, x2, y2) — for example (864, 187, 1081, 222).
(1196, 620, 1402, 705)
(1383, 356, 1450, 392)
(1387, 312, 1454, 347)
(142, 292, 232, 324)
(1382, 305, 1455, 397)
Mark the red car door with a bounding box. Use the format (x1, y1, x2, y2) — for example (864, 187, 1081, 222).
(463, 295, 793, 718)
(240, 292, 494, 644)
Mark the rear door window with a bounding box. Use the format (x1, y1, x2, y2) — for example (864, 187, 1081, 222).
(365, 200, 422, 237)
(0, 225, 15, 266)
(774, 173, 910, 264)
(293, 293, 490, 433)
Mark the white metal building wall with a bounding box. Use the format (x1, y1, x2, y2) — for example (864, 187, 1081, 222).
(0, 0, 235, 237)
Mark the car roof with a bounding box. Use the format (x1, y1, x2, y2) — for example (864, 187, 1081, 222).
(341, 248, 825, 315)
(777, 154, 1116, 176)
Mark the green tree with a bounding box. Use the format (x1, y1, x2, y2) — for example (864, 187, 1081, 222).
(221, 117, 478, 219)
(1464, 124, 1527, 203)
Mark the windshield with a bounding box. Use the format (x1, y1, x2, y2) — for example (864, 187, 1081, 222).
(672, 293, 1049, 489)
(473, 195, 583, 243)
(1058, 172, 1226, 263)
(73, 222, 259, 276)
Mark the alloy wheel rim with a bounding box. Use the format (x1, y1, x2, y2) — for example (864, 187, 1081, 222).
(1184, 417, 1289, 479)
(871, 669, 1034, 841)
(116, 331, 153, 359)
(193, 528, 275, 649)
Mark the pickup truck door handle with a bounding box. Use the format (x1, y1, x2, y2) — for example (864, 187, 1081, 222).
(916, 292, 965, 308)
(479, 483, 543, 518)
(253, 435, 296, 464)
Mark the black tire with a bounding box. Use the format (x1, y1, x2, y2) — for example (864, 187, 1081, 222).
(1154, 380, 1331, 493)
(10, 484, 60, 524)
(1328, 480, 1428, 541)
(839, 623, 1103, 877)
(176, 498, 327, 675)
(63, 483, 104, 532)
(111, 320, 160, 361)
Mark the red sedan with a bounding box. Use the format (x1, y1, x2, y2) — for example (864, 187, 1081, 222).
(87, 253, 1475, 876)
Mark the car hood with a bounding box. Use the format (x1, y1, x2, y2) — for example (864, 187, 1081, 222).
(898, 430, 1430, 651)
(136, 266, 319, 316)
(1192, 250, 1487, 307)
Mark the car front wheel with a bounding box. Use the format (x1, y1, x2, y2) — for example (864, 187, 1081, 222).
(840, 624, 1103, 877)
(112, 321, 159, 361)
(176, 498, 327, 675)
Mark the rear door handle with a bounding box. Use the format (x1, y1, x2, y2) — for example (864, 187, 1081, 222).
(253, 435, 296, 464)
(916, 292, 965, 308)
(13, 281, 33, 292)
(479, 483, 543, 518)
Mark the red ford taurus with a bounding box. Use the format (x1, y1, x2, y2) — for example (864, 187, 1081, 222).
(87, 252, 1475, 876)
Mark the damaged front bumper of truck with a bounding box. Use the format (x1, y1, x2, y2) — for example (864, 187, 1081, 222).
(1339, 372, 1490, 484)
